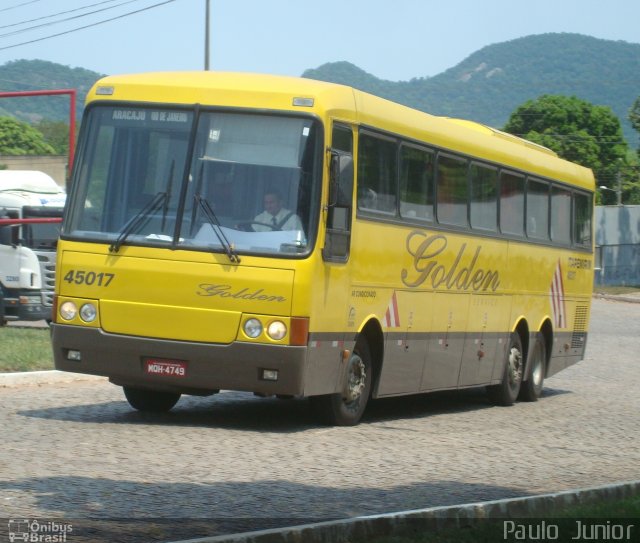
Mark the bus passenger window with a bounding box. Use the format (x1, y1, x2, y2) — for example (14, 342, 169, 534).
(400, 145, 434, 221)
(500, 171, 524, 236)
(526, 178, 549, 240)
(357, 133, 397, 215)
(332, 125, 353, 154)
(551, 186, 571, 244)
(437, 154, 468, 227)
(574, 192, 592, 247)
(470, 163, 497, 231)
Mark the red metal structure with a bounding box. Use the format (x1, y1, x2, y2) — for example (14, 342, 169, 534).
(0, 217, 62, 226)
(0, 89, 77, 174)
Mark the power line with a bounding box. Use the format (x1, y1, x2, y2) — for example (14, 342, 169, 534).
(0, 0, 144, 39)
(0, 0, 178, 52)
(0, 77, 54, 90)
(0, 0, 122, 30)
(0, 0, 44, 13)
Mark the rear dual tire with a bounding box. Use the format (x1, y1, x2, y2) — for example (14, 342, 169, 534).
(519, 332, 546, 402)
(487, 332, 524, 406)
(487, 331, 547, 406)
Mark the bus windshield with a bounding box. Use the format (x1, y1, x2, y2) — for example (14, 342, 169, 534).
(66, 105, 321, 257)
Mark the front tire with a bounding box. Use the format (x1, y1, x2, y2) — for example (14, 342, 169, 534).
(519, 332, 546, 402)
(487, 332, 524, 406)
(123, 386, 181, 412)
(311, 339, 372, 426)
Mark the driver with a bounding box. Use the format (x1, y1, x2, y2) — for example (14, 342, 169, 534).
(253, 190, 303, 231)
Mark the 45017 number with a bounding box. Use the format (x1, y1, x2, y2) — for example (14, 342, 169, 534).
(63, 270, 115, 286)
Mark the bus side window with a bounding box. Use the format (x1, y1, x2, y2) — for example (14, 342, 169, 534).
(574, 192, 592, 247)
(526, 178, 550, 240)
(357, 132, 397, 215)
(551, 186, 571, 244)
(332, 125, 352, 154)
(400, 144, 434, 221)
(469, 162, 498, 231)
(500, 170, 524, 236)
(437, 153, 468, 227)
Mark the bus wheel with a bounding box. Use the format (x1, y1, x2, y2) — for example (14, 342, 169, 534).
(487, 332, 523, 406)
(311, 339, 372, 426)
(123, 386, 181, 412)
(519, 332, 546, 402)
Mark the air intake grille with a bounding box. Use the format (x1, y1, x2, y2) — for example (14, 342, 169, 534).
(571, 305, 589, 349)
(36, 251, 57, 307)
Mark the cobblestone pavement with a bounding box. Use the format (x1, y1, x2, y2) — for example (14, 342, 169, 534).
(1, 298, 639, 542)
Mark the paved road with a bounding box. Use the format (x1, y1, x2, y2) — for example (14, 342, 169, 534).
(1, 298, 639, 542)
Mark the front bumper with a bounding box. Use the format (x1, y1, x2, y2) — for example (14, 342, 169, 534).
(51, 324, 308, 396)
(2, 290, 52, 322)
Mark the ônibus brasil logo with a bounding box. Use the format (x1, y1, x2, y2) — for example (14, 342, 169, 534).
(7, 519, 73, 542)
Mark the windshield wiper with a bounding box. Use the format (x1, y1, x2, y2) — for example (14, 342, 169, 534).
(194, 193, 241, 263)
(110, 163, 178, 253)
(161, 160, 176, 231)
(110, 191, 167, 253)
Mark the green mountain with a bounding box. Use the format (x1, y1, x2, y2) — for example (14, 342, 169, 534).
(0, 59, 103, 123)
(302, 33, 640, 146)
(1, 33, 639, 147)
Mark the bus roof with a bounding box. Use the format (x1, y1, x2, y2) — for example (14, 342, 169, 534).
(87, 71, 595, 192)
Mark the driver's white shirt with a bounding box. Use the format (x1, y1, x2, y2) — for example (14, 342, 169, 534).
(253, 208, 303, 231)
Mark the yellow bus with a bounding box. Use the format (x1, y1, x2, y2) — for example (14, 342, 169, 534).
(51, 72, 594, 425)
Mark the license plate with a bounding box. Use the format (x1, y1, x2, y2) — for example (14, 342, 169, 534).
(144, 358, 188, 378)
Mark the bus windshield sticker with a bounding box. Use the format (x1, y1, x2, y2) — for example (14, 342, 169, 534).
(111, 109, 146, 121)
(150, 111, 189, 123)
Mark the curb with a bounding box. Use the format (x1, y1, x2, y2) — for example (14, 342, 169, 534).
(167, 480, 640, 543)
(0, 369, 105, 387)
(594, 293, 640, 304)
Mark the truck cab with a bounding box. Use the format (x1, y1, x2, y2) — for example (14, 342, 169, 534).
(0, 170, 65, 323)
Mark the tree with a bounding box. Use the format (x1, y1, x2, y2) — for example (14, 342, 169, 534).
(630, 96, 640, 158)
(503, 95, 633, 204)
(35, 119, 70, 155)
(0, 116, 55, 155)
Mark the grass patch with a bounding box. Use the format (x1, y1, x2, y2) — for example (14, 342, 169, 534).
(594, 285, 640, 295)
(0, 326, 54, 372)
(351, 495, 640, 543)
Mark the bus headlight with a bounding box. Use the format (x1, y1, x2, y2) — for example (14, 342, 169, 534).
(79, 303, 97, 323)
(59, 301, 77, 320)
(243, 318, 263, 338)
(267, 321, 287, 341)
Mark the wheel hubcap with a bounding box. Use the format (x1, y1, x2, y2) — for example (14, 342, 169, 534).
(344, 354, 366, 403)
(508, 347, 523, 388)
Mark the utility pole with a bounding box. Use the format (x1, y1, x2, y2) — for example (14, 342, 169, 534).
(204, 0, 210, 70)
(616, 164, 622, 206)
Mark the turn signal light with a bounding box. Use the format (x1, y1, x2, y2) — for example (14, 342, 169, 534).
(290, 317, 309, 346)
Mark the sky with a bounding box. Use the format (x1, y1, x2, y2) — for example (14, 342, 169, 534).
(0, 0, 639, 82)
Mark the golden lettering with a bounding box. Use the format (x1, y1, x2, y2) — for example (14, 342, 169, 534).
(401, 231, 500, 292)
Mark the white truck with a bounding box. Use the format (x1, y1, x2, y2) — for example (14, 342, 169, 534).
(0, 170, 65, 323)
